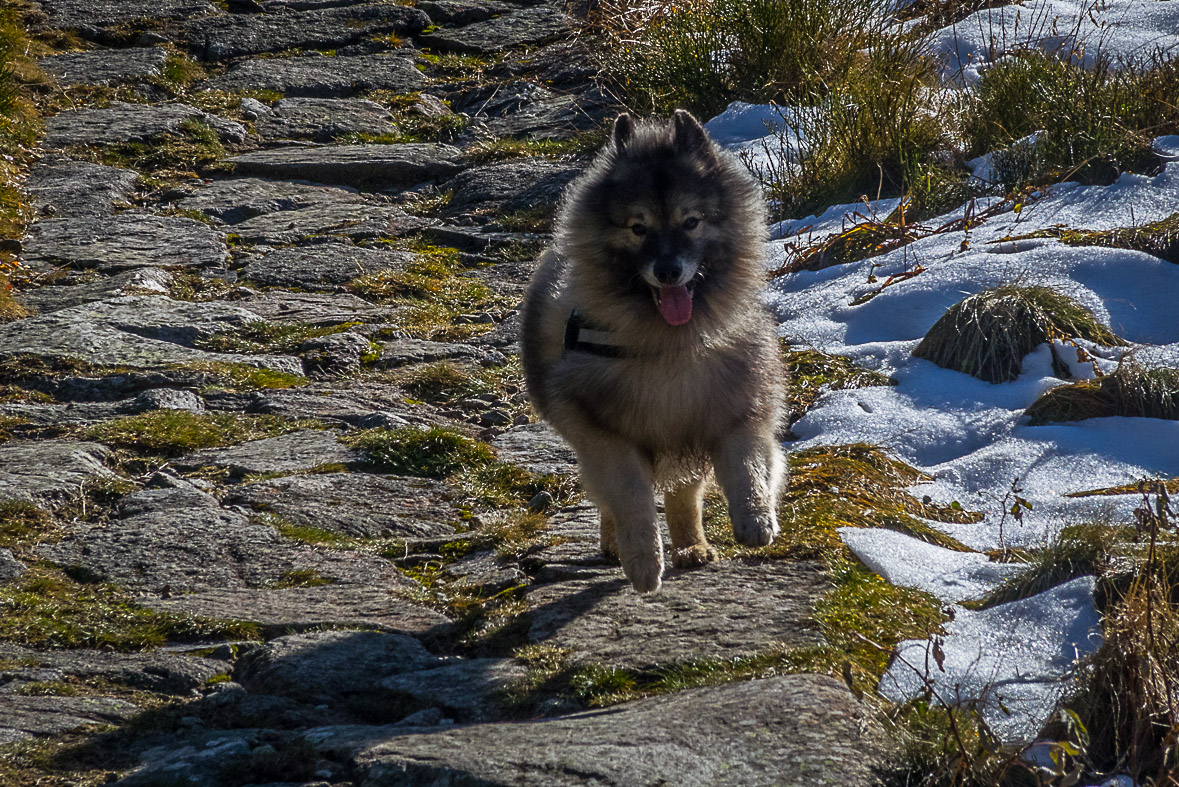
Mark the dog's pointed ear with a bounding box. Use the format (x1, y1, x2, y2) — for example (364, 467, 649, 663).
(672, 109, 712, 156)
(612, 112, 634, 148)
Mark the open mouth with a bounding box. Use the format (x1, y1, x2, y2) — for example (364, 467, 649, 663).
(651, 277, 699, 326)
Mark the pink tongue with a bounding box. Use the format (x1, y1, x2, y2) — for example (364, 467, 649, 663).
(658, 285, 693, 325)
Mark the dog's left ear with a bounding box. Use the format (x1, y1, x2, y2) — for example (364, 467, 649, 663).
(672, 109, 712, 156)
(612, 113, 634, 148)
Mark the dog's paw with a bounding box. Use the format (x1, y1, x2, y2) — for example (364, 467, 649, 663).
(600, 544, 621, 564)
(732, 511, 779, 547)
(671, 544, 719, 569)
(622, 554, 663, 593)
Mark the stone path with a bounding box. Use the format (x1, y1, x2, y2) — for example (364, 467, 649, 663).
(1, 3, 886, 784)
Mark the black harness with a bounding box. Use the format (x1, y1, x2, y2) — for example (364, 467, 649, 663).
(563, 310, 626, 358)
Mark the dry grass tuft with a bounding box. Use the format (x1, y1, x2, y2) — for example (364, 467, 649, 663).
(1025, 365, 1179, 425)
(913, 286, 1125, 384)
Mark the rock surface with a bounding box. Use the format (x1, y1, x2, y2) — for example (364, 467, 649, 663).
(22, 212, 227, 272)
(227, 472, 460, 539)
(236, 243, 413, 290)
(0, 441, 115, 507)
(38, 47, 169, 86)
(183, 4, 430, 61)
(173, 177, 366, 224)
(228, 144, 464, 188)
(527, 561, 827, 669)
(420, 5, 570, 53)
(308, 675, 884, 787)
(254, 97, 398, 142)
(205, 53, 427, 97)
(43, 102, 246, 148)
(24, 156, 138, 216)
(172, 429, 357, 476)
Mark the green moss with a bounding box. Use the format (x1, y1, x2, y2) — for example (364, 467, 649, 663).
(345, 426, 494, 478)
(913, 286, 1126, 383)
(0, 414, 27, 443)
(785, 348, 895, 424)
(0, 567, 260, 651)
(263, 515, 357, 549)
(12, 680, 78, 696)
(195, 321, 360, 355)
(0, 499, 53, 549)
(86, 411, 322, 455)
(77, 116, 228, 177)
(464, 133, 605, 165)
(174, 361, 308, 392)
(347, 247, 504, 340)
(1025, 365, 1179, 425)
(158, 53, 207, 89)
(497, 205, 556, 233)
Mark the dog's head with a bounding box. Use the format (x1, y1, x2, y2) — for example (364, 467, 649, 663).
(560, 110, 765, 330)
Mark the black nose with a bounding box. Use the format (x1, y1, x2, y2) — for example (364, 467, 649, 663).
(653, 258, 682, 285)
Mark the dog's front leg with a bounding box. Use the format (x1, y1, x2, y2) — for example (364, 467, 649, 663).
(711, 426, 784, 547)
(575, 438, 662, 593)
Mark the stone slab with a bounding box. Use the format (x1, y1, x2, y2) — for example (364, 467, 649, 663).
(419, 5, 569, 53)
(0, 441, 115, 508)
(227, 144, 463, 188)
(227, 472, 460, 539)
(235, 290, 396, 325)
(34, 0, 220, 31)
(44, 102, 246, 148)
(236, 630, 437, 703)
(39, 486, 406, 593)
(24, 156, 138, 217)
(527, 561, 828, 669)
(305, 675, 884, 787)
(491, 422, 576, 477)
(0, 696, 140, 744)
(0, 642, 227, 694)
(173, 177, 365, 224)
(375, 337, 494, 367)
(143, 585, 450, 636)
(172, 429, 357, 476)
(39, 47, 169, 86)
(183, 4, 430, 61)
(443, 157, 578, 217)
(205, 53, 427, 98)
(17, 268, 173, 315)
(236, 242, 413, 291)
(254, 97, 397, 142)
(0, 296, 302, 374)
(229, 202, 426, 245)
(22, 212, 227, 272)
(378, 658, 527, 722)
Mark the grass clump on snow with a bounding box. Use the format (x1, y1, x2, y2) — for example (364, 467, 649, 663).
(1010, 212, 1179, 266)
(1025, 365, 1179, 425)
(596, 0, 886, 117)
(86, 411, 322, 455)
(966, 50, 1179, 190)
(785, 348, 895, 425)
(913, 286, 1125, 384)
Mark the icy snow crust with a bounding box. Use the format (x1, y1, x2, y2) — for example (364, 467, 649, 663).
(705, 1, 1179, 740)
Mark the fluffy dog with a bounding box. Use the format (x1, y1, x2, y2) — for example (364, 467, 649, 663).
(521, 110, 786, 593)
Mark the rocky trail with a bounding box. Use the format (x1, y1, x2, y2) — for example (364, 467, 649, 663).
(0, 2, 889, 785)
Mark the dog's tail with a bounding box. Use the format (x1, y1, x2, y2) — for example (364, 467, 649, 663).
(520, 248, 566, 415)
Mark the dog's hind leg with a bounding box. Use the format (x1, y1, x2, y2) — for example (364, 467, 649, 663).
(599, 511, 619, 562)
(711, 426, 784, 547)
(666, 476, 718, 568)
(575, 438, 663, 593)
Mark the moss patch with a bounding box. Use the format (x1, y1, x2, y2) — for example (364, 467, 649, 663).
(785, 348, 895, 424)
(178, 361, 308, 392)
(346, 426, 494, 478)
(195, 321, 360, 355)
(0, 566, 259, 651)
(913, 285, 1125, 383)
(66, 117, 229, 186)
(347, 246, 505, 341)
(0, 499, 53, 549)
(1025, 365, 1179, 425)
(86, 411, 322, 455)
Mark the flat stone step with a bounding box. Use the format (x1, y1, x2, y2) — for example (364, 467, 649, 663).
(204, 53, 427, 98)
(38, 47, 170, 87)
(22, 212, 227, 272)
(227, 144, 463, 188)
(419, 5, 570, 54)
(303, 675, 884, 787)
(44, 101, 246, 148)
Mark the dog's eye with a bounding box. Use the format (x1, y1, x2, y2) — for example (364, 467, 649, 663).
(683, 217, 700, 230)
(631, 223, 647, 236)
